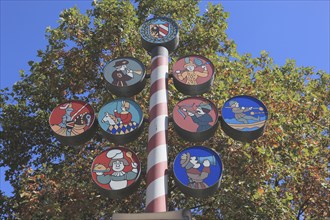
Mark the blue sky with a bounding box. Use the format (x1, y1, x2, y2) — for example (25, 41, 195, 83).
(0, 1, 329, 196)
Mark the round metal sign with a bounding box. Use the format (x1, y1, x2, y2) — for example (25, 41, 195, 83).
(98, 98, 144, 144)
(172, 55, 215, 95)
(103, 57, 146, 97)
(220, 95, 268, 142)
(173, 146, 223, 198)
(91, 147, 141, 198)
(173, 97, 218, 142)
(140, 17, 179, 52)
(49, 100, 96, 145)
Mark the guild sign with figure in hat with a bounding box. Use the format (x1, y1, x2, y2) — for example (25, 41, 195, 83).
(103, 57, 146, 97)
(173, 97, 218, 142)
(172, 55, 215, 95)
(91, 147, 141, 198)
(173, 146, 223, 198)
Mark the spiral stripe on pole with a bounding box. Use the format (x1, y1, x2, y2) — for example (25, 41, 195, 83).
(146, 46, 169, 212)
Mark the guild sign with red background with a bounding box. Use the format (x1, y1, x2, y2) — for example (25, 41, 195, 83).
(173, 55, 214, 86)
(91, 147, 141, 197)
(173, 97, 218, 132)
(49, 100, 97, 145)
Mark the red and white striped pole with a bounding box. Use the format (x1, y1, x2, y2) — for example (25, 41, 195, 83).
(146, 46, 169, 212)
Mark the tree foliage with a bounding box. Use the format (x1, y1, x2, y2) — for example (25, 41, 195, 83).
(0, 0, 329, 219)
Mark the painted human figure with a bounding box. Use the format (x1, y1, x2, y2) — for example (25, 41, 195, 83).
(114, 101, 133, 125)
(180, 152, 210, 189)
(182, 102, 213, 132)
(176, 58, 208, 85)
(94, 149, 138, 190)
(59, 103, 74, 136)
(229, 100, 260, 124)
(111, 60, 133, 87)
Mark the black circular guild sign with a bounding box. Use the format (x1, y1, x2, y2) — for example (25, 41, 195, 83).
(91, 147, 141, 198)
(103, 57, 146, 97)
(173, 97, 219, 142)
(97, 98, 144, 144)
(49, 100, 97, 145)
(140, 17, 179, 52)
(172, 55, 215, 95)
(173, 146, 223, 198)
(220, 95, 268, 142)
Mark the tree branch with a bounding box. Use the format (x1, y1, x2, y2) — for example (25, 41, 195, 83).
(296, 197, 310, 220)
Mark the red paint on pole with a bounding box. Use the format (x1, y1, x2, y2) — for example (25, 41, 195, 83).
(146, 47, 169, 212)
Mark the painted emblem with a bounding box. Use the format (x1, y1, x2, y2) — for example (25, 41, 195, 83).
(173, 55, 214, 86)
(104, 57, 145, 88)
(173, 97, 218, 133)
(220, 95, 268, 142)
(98, 98, 143, 136)
(91, 147, 141, 197)
(149, 21, 169, 39)
(49, 100, 95, 137)
(173, 146, 223, 197)
(140, 17, 178, 44)
(222, 96, 268, 131)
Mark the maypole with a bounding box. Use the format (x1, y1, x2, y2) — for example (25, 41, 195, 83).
(49, 14, 267, 220)
(146, 46, 169, 212)
(140, 17, 179, 212)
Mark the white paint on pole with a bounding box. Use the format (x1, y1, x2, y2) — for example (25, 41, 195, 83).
(149, 89, 168, 110)
(146, 46, 169, 212)
(146, 175, 168, 206)
(148, 115, 168, 140)
(147, 144, 168, 172)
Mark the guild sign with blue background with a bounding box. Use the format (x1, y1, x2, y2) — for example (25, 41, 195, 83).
(98, 99, 143, 136)
(173, 146, 223, 195)
(222, 96, 268, 132)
